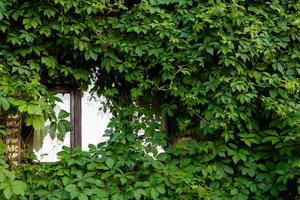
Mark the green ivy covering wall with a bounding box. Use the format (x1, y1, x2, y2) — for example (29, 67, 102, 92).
(0, 0, 299, 199)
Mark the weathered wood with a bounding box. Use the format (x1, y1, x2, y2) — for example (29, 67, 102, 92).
(5, 114, 22, 165)
(71, 89, 82, 148)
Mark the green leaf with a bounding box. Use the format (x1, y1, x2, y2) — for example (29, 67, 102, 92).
(58, 110, 70, 119)
(78, 193, 88, 200)
(57, 120, 72, 135)
(134, 189, 145, 200)
(72, 69, 90, 81)
(3, 187, 13, 199)
(206, 47, 214, 55)
(222, 165, 234, 174)
(49, 123, 57, 139)
(0, 97, 9, 110)
(62, 177, 70, 186)
(65, 184, 77, 193)
(39, 26, 51, 36)
(32, 116, 45, 131)
(131, 88, 143, 98)
(12, 181, 27, 196)
(179, 158, 191, 168)
(18, 104, 28, 113)
(269, 89, 278, 98)
(41, 56, 57, 68)
(150, 188, 159, 199)
(156, 185, 165, 194)
(84, 48, 98, 61)
(105, 158, 115, 169)
(134, 189, 142, 200)
(27, 104, 42, 115)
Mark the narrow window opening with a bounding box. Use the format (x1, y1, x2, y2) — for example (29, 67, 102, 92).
(31, 88, 112, 162)
(81, 92, 111, 151)
(34, 93, 71, 162)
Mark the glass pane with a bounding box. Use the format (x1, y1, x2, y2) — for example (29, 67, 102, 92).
(81, 92, 111, 151)
(34, 93, 71, 162)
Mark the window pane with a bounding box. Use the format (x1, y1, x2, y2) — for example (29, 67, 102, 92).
(81, 92, 111, 151)
(34, 93, 71, 162)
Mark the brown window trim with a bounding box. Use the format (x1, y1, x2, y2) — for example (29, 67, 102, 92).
(48, 86, 82, 149)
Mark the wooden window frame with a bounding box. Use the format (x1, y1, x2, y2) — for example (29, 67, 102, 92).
(49, 86, 82, 149)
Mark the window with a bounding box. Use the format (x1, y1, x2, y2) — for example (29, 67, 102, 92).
(81, 92, 111, 150)
(34, 93, 71, 162)
(33, 87, 111, 162)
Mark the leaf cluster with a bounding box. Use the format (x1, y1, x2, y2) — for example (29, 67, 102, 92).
(0, 0, 299, 199)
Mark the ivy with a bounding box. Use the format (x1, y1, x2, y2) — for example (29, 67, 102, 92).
(0, 0, 299, 199)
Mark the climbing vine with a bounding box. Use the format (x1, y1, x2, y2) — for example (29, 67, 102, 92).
(0, 0, 300, 199)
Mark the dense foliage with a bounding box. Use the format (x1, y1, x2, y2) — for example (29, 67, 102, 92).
(0, 0, 300, 199)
